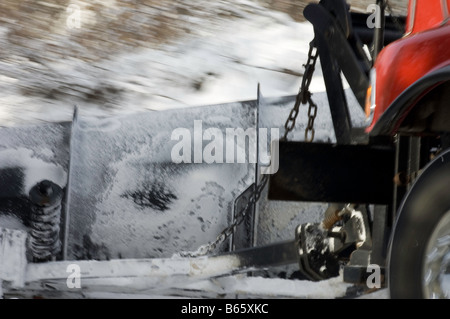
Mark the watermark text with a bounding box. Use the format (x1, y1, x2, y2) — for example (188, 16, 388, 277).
(66, 263, 81, 289)
(367, 4, 382, 29)
(66, 4, 81, 30)
(366, 264, 382, 289)
(170, 120, 279, 174)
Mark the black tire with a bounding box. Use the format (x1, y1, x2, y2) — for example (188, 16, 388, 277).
(389, 149, 450, 299)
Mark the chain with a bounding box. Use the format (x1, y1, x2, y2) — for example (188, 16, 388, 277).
(179, 175, 269, 258)
(305, 95, 318, 142)
(179, 40, 318, 258)
(282, 40, 319, 142)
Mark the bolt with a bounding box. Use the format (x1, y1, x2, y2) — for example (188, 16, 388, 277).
(393, 172, 410, 186)
(38, 180, 53, 196)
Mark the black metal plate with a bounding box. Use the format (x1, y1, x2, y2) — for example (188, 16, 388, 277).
(268, 141, 395, 204)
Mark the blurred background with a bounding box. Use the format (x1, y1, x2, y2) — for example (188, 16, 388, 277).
(0, 0, 407, 126)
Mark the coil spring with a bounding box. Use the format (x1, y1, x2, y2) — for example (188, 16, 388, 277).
(28, 180, 63, 262)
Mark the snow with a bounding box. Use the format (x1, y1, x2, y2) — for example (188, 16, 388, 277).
(182, 273, 350, 298)
(0, 1, 328, 126)
(0, 228, 27, 288)
(0, 0, 386, 299)
(0, 215, 28, 232)
(81, 272, 355, 299)
(0, 147, 67, 195)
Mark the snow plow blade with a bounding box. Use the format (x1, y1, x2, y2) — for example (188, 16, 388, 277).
(0, 103, 256, 261)
(0, 87, 296, 263)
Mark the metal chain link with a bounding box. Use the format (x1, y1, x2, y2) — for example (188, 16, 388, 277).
(282, 40, 319, 142)
(179, 175, 269, 258)
(305, 96, 318, 142)
(180, 39, 318, 258)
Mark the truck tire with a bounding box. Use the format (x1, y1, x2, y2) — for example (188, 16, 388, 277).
(388, 149, 450, 299)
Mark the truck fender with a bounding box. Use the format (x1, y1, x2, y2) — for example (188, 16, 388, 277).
(370, 65, 450, 136)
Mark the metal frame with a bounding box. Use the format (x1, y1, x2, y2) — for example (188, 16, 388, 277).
(304, 0, 371, 144)
(372, 0, 386, 61)
(268, 141, 395, 204)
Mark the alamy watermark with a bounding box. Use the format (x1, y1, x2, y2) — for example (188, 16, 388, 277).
(170, 120, 279, 174)
(366, 264, 382, 289)
(66, 263, 81, 289)
(367, 4, 382, 29)
(66, 4, 81, 30)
